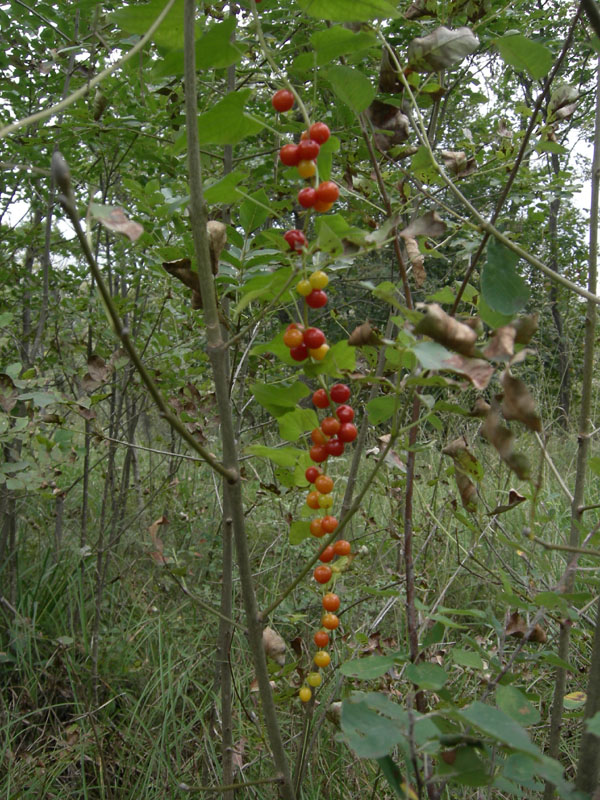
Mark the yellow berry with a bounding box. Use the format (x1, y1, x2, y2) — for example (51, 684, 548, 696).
(309, 344, 330, 361)
(309, 270, 329, 290)
(297, 160, 317, 179)
(318, 493, 333, 509)
(307, 672, 322, 687)
(299, 686, 312, 702)
(314, 650, 331, 668)
(296, 279, 312, 297)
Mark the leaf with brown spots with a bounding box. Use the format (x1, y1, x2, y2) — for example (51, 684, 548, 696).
(415, 303, 478, 356)
(89, 203, 144, 242)
(481, 399, 530, 479)
(501, 371, 541, 432)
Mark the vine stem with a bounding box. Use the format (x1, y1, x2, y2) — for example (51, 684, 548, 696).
(182, 3, 296, 798)
(1, 0, 177, 139)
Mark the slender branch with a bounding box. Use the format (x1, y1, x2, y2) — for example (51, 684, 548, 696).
(98, 434, 204, 462)
(167, 573, 245, 630)
(0, 0, 177, 138)
(182, 776, 284, 793)
(531, 536, 600, 559)
(51, 158, 236, 483)
(534, 432, 574, 503)
(183, 4, 296, 798)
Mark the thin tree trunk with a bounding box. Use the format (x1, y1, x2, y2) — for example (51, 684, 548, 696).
(544, 55, 600, 799)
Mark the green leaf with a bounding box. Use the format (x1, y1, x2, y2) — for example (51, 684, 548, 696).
(315, 220, 343, 255)
(245, 445, 305, 467)
(326, 65, 376, 112)
(477, 295, 514, 328)
(367, 396, 396, 425)
(236, 268, 295, 315)
(411, 146, 438, 183)
(311, 26, 377, 65)
(239, 190, 271, 233)
(376, 756, 408, 799)
(341, 694, 407, 758)
(496, 34, 553, 80)
(456, 701, 540, 756)
(405, 662, 448, 690)
(289, 520, 312, 545)
(481, 238, 529, 315)
(196, 90, 264, 145)
(195, 17, 242, 69)
(277, 407, 319, 441)
(303, 340, 356, 378)
(250, 382, 309, 416)
(204, 171, 245, 204)
(112, 0, 184, 49)
(585, 711, 600, 737)
(296, 0, 400, 22)
(589, 456, 600, 476)
(452, 648, 483, 670)
(496, 685, 540, 726)
(340, 653, 403, 679)
(436, 746, 490, 787)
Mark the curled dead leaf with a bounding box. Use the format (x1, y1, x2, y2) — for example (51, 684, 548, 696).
(501, 371, 541, 432)
(441, 150, 477, 178)
(408, 26, 479, 72)
(89, 203, 144, 242)
(263, 626, 286, 666)
(505, 611, 546, 643)
(415, 303, 478, 356)
(481, 400, 530, 479)
(483, 325, 516, 362)
(400, 211, 446, 240)
(442, 436, 479, 511)
(488, 488, 526, 516)
(513, 313, 539, 345)
(0, 373, 18, 413)
(404, 237, 426, 287)
(470, 397, 491, 417)
(207, 220, 227, 274)
(348, 321, 383, 347)
(441, 353, 494, 389)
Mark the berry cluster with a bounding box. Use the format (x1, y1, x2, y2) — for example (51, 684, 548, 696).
(268, 88, 353, 704)
(298, 383, 356, 703)
(283, 323, 329, 363)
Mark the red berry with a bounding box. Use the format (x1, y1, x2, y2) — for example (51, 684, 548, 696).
(322, 592, 340, 611)
(321, 612, 339, 630)
(272, 89, 294, 112)
(305, 466, 322, 483)
(321, 516, 338, 533)
(336, 405, 354, 423)
(314, 630, 330, 648)
(325, 438, 344, 457)
(290, 344, 308, 362)
(283, 327, 304, 348)
(314, 565, 332, 584)
(333, 539, 351, 556)
(303, 327, 326, 349)
(338, 422, 358, 442)
(298, 187, 317, 208)
(306, 290, 327, 308)
(284, 229, 307, 252)
(330, 384, 350, 404)
(321, 417, 341, 437)
(311, 428, 328, 445)
(309, 444, 328, 463)
(280, 144, 300, 167)
(312, 389, 330, 409)
(316, 181, 339, 203)
(319, 545, 335, 563)
(297, 139, 320, 160)
(309, 122, 330, 144)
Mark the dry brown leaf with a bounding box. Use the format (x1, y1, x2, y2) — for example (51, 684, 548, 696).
(483, 326, 516, 361)
(148, 516, 168, 566)
(232, 738, 246, 773)
(348, 321, 383, 347)
(442, 353, 494, 389)
(90, 204, 144, 242)
(488, 488, 527, 516)
(207, 220, 227, 274)
(405, 237, 426, 287)
(368, 100, 410, 152)
(87, 355, 111, 383)
(505, 611, 546, 643)
(400, 210, 446, 240)
(470, 397, 491, 417)
(262, 626, 286, 666)
(481, 400, 530, 479)
(441, 150, 477, 178)
(513, 314, 539, 345)
(501, 371, 541, 432)
(415, 303, 478, 356)
(442, 436, 478, 511)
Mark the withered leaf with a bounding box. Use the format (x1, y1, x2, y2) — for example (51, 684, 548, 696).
(263, 626, 286, 666)
(481, 400, 530, 479)
(501, 371, 541, 432)
(0, 373, 18, 413)
(441, 150, 477, 178)
(442, 436, 479, 511)
(505, 611, 546, 643)
(488, 488, 526, 516)
(408, 26, 479, 72)
(148, 515, 169, 566)
(348, 321, 383, 347)
(483, 325, 516, 362)
(404, 237, 426, 287)
(470, 397, 491, 417)
(232, 738, 246, 772)
(442, 353, 494, 389)
(415, 303, 478, 356)
(207, 220, 227, 275)
(87, 355, 111, 383)
(548, 85, 578, 123)
(368, 101, 410, 152)
(89, 203, 144, 242)
(497, 119, 512, 138)
(513, 314, 539, 345)
(404, 0, 436, 19)
(400, 210, 446, 240)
